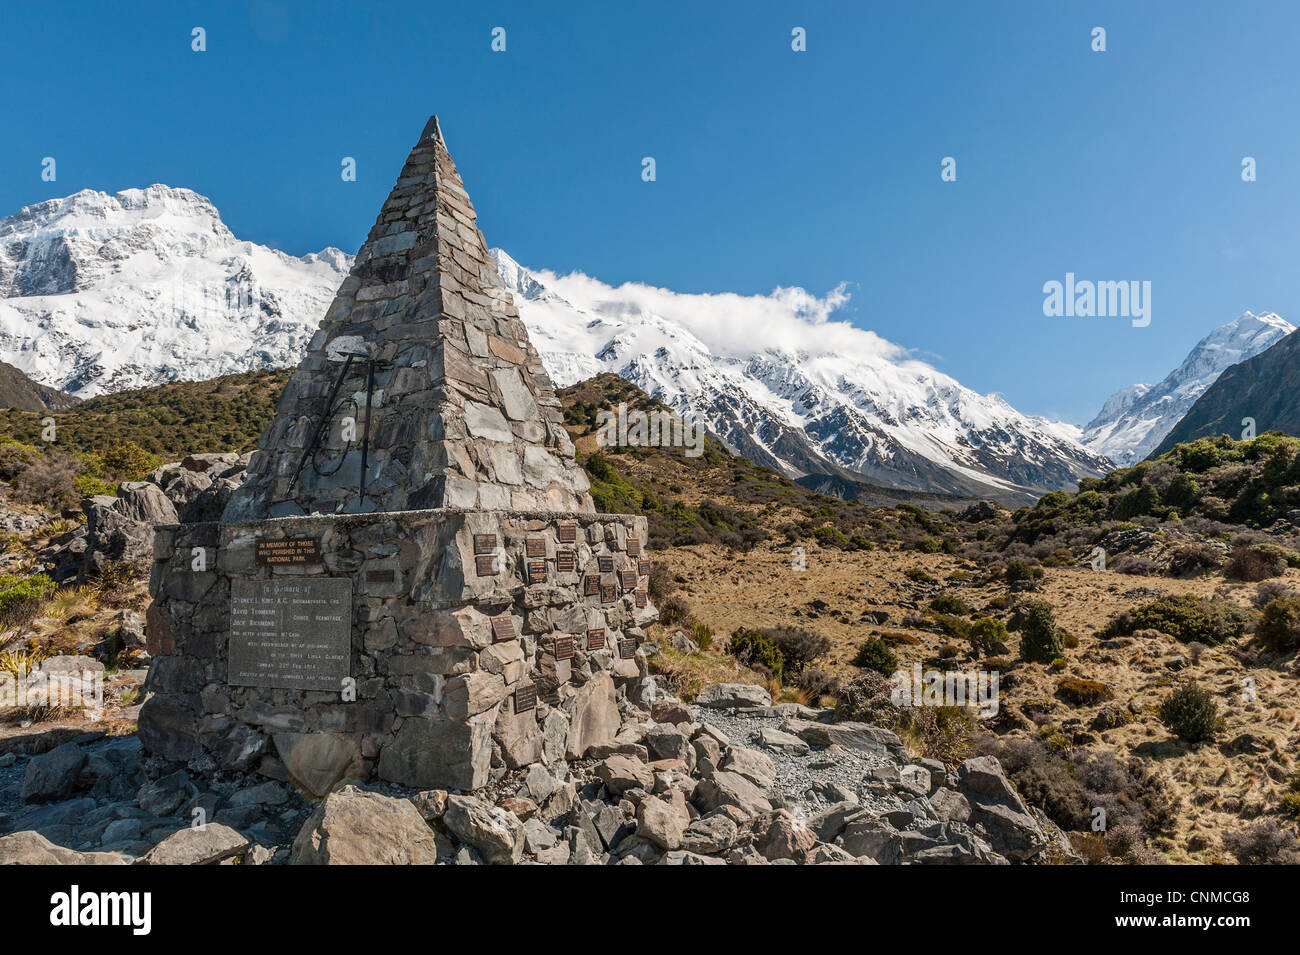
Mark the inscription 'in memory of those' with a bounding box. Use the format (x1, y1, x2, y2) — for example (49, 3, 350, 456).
(228, 578, 352, 691)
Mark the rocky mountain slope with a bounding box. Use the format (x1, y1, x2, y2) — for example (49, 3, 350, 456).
(0, 185, 351, 397)
(1082, 311, 1294, 466)
(1154, 327, 1300, 455)
(0, 359, 76, 412)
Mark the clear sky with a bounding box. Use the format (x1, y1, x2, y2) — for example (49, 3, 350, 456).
(1, 0, 1297, 424)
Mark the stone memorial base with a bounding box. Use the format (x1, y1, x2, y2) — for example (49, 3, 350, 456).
(139, 508, 657, 794)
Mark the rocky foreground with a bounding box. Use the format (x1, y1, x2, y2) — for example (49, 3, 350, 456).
(0, 681, 1070, 865)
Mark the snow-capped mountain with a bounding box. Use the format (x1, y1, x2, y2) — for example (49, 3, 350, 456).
(1081, 311, 1295, 466)
(0, 185, 351, 396)
(493, 250, 1112, 502)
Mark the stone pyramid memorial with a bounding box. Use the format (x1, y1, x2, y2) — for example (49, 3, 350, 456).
(140, 117, 657, 794)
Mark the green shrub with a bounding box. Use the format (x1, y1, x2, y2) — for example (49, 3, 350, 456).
(929, 594, 973, 616)
(1004, 560, 1042, 586)
(1158, 682, 1222, 744)
(852, 637, 899, 677)
(689, 621, 713, 651)
(764, 625, 831, 675)
(1256, 597, 1300, 653)
(1057, 677, 1113, 705)
(1018, 601, 1063, 663)
(727, 627, 784, 684)
(0, 573, 56, 625)
(1224, 542, 1294, 582)
(904, 567, 937, 584)
(1102, 595, 1248, 646)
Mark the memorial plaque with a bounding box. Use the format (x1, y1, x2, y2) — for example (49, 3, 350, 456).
(255, 536, 323, 567)
(229, 578, 351, 690)
(587, 628, 606, 651)
(491, 615, 516, 641)
(527, 559, 547, 584)
(638, 559, 651, 576)
(365, 569, 395, 584)
(474, 554, 500, 576)
(553, 635, 574, 661)
(600, 583, 617, 604)
(556, 550, 576, 573)
(619, 570, 637, 591)
(583, 575, 601, 596)
(557, 523, 578, 543)
(619, 637, 637, 660)
(636, 591, 647, 608)
(598, 555, 615, 574)
(515, 683, 538, 713)
(473, 534, 498, 555)
(526, 537, 547, 558)
(627, 539, 641, 557)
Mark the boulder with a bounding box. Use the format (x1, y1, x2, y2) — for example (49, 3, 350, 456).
(564, 671, 619, 758)
(274, 732, 363, 798)
(21, 742, 86, 804)
(636, 794, 689, 850)
(139, 824, 249, 865)
(694, 683, 772, 709)
(442, 794, 524, 865)
(291, 786, 441, 865)
(0, 831, 126, 865)
(955, 756, 1048, 862)
(692, 770, 772, 817)
(593, 754, 654, 795)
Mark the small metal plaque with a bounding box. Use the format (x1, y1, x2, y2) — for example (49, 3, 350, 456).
(638, 559, 651, 576)
(515, 683, 538, 713)
(619, 570, 637, 591)
(473, 534, 498, 555)
(583, 575, 601, 596)
(526, 538, 547, 558)
(527, 559, 547, 584)
(553, 635, 574, 661)
(557, 523, 578, 543)
(229, 578, 351, 690)
(365, 569, 395, 583)
(557, 550, 576, 573)
(491, 615, 516, 641)
(600, 583, 617, 604)
(474, 554, 500, 576)
(255, 537, 323, 567)
(619, 637, 637, 660)
(627, 539, 641, 557)
(635, 591, 647, 608)
(587, 628, 606, 651)
(598, 555, 615, 574)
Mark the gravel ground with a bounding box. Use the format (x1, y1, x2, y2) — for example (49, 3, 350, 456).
(688, 704, 903, 819)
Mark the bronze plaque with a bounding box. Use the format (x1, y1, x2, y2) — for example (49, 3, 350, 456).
(255, 537, 323, 567)
(365, 569, 395, 584)
(557, 550, 576, 573)
(491, 615, 516, 641)
(473, 534, 498, 555)
(619, 637, 637, 660)
(557, 522, 578, 543)
(598, 555, 615, 574)
(635, 591, 647, 608)
(600, 583, 617, 604)
(619, 570, 637, 591)
(553, 635, 574, 661)
(627, 539, 641, 557)
(474, 554, 499, 576)
(526, 537, 547, 558)
(638, 559, 651, 576)
(229, 578, 351, 690)
(583, 575, 601, 596)
(515, 683, 537, 713)
(587, 628, 606, 651)
(527, 559, 547, 584)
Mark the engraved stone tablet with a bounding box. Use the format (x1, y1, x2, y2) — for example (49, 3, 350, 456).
(600, 583, 617, 604)
(557, 550, 576, 573)
(598, 555, 615, 574)
(229, 578, 351, 690)
(587, 628, 606, 651)
(491, 615, 516, 641)
(255, 536, 323, 567)
(474, 554, 499, 576)
(619, 637, 637, 660)
(473, 534, 498, 555)
(527, 559, 547, 584)
(553, 635, 574, 661)
(627, 539, 641, 557)
(515, 683, 538, 713)
(619, 570, 637, 591)
(557, 523, 578, 543)
(583, 575, 601, 596)
(526, 537, 547, 558)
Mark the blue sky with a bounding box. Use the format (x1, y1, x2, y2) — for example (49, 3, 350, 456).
(1, 0, 1297, 424)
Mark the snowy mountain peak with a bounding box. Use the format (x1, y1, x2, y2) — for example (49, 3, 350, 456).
(1082, 310, 1296, 466)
